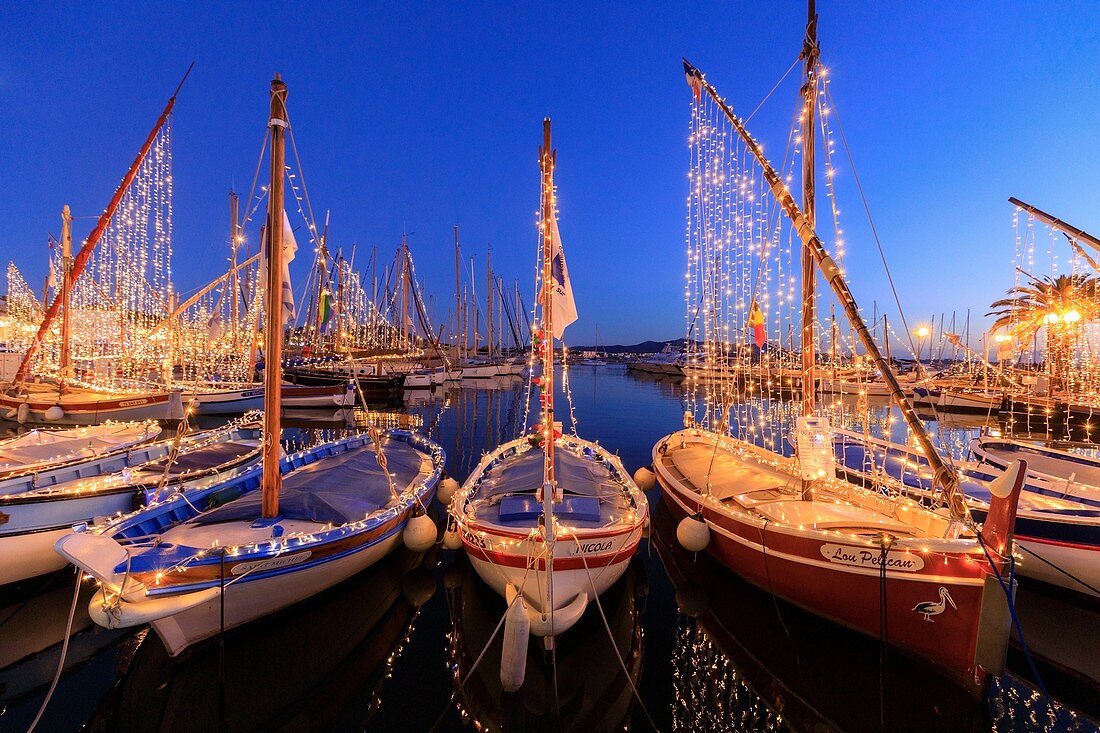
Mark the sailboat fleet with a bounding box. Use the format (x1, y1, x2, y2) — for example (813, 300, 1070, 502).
(3, 2, 1100, 724)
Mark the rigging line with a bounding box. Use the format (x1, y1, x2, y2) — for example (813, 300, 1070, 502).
(241, 131, 271, 234)
(270, 91, 317, 241)
(821, 77, 957, 459)
(744, 55, 803, 125)
(821, 79, 919, 361)
(571, 535, 660, 732)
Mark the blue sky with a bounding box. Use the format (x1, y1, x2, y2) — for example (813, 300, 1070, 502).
(1, 2, 1098, 346)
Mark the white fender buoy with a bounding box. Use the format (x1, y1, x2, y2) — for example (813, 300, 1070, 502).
(2, 408, 16, 420)
(633, 466, 657, 491)
(436, 477, 460, 505)
(403, 511, 437, 552)
(44, 405, 65, 422)
(442, 524, 463, 550)
(401, 567, 436, 607)
(501, 586, 530, 692)
(677, 513, 710, 552)
(16, 403, 30, 424)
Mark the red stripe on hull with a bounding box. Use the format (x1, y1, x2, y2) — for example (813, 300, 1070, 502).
(463, 534, 641, 571)
(0, 393, 173, 414)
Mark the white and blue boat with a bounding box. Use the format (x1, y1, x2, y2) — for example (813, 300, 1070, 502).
(833, 429, 1100, 598)
(0, 418, 262, 585)
(56, 430, 443, 656)
(55, 74, 447, 658)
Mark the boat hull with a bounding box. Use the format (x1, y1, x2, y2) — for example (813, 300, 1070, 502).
(1, 428, 261, 585)
(653, 431, 1000, 695)
(462, 527, 641, 634)
(147, 530, 404, 655)
(0, 389, 184, 425)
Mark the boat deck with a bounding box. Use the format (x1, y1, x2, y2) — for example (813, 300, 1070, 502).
(664, 439, 919, 537)
(467, 446, 633, 530)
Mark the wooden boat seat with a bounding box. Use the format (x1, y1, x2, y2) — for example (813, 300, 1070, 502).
(670, 443, 791, 501)
(753, 499, 914, 535)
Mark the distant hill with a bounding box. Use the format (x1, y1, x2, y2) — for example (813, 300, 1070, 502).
(569, 338, 694, 355)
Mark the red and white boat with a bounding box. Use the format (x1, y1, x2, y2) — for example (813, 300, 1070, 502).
(0, 383, 184, 425)
(649, 32, 1025, 696)
(449, 119, 647, 691)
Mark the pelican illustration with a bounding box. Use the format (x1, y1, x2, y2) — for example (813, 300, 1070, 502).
(912, 587, 957, 622)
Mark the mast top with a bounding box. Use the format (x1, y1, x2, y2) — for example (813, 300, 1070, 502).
(171, 62, 196, 100)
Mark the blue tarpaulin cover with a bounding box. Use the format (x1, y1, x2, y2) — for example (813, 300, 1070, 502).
(194, 439, 425, 525)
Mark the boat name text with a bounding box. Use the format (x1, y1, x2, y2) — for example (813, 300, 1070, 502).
(820, 544, 924, 572)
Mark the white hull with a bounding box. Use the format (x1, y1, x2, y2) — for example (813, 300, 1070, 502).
(148, 531, 403, 655)
(912, 388, 1000, 413)
(453, 436, 647, 638)
(817, 376, 898, 397)
(466, 544, 634, 632)
(0, 527, 72, 585)
(187, 387, 264, 415)
(1015, 538, 1100, 597)
(458, 364, 504, 379)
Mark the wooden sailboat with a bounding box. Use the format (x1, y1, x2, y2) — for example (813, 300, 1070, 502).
(0, 77, 192, 426)
(55, 74, 445, 656)
(449, 119, 648, 691)
(0, 417, 261, 586)
(649, 5, 1024, 695)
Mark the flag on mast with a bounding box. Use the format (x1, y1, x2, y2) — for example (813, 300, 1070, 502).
(748, 300, 766, 348)
(548, 210, 578, 338)
(260, 210, 299, 327)
(318, 290, 333, 329)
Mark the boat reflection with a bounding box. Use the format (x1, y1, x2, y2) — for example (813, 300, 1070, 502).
(651, 502, 1098, 733)
(0, 574, 130, 707)
(84, 546, 437, 731)
(445, 553, 644, 732)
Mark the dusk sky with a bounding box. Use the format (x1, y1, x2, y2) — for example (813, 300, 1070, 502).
(2, 2, 1099, 347)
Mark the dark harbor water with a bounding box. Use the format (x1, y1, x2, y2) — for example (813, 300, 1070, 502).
(1, 367, 1099, 732)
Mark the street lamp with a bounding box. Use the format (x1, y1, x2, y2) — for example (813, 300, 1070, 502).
(914, 326, 930, 370)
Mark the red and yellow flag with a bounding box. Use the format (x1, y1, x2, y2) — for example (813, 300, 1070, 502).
(748, 301, 766, 348)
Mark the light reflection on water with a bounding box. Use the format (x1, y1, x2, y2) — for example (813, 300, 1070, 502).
(0, 366, 1096, 732)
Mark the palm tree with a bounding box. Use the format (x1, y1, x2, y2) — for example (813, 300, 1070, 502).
(988, 272, 1100, 391)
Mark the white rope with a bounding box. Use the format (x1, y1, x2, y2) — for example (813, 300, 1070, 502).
(24, 569, 82, 733)
(570, 533, 660, 732)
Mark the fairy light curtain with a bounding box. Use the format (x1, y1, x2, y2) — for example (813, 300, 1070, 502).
(27, 119, 176, 387)
(3, 263, 42, 349)
(682, 62, 927, 457)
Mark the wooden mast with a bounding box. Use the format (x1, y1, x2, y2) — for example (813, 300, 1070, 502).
(682, 59, 965, 504)
(59, 205, 73, 389)
(539, 117, 557, 489)
(454, 225, 462, 360)
(13, 64, 193, 387)
(229, 190, 241, 349)
(262, 73, 289, 519)
(538, 116, 558, 644)
(800, 0, 819, 416)
(486, 243, 494, 359)
(1009, 196, 1100, 252)
(312, 212, 330, 348)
